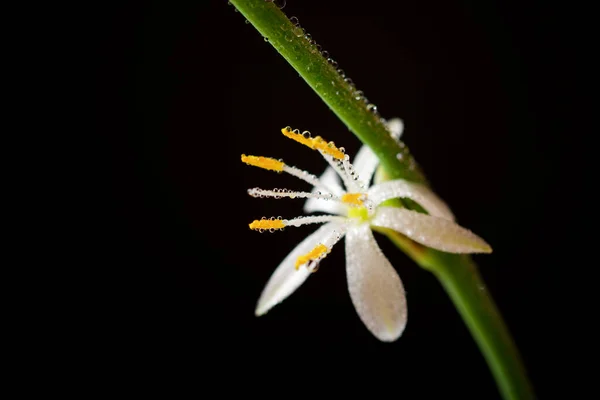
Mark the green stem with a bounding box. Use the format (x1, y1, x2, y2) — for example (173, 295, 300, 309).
(230, 0, 425, 184)
(230, 1, 534, 398)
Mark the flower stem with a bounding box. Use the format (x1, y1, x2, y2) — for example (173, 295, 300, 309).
(230, 1, 534, 398)
(229, 0, 425, 184)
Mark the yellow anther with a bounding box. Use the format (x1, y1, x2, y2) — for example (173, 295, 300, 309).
(341, 193, 365, 206)
(249, 218, 286, 231)
(281, 127, 345, 160)
(313, 137, 345, 160)
(281, 127, 315, 149)
(241, 155, 284, 172)
(295, 244, 328, 270)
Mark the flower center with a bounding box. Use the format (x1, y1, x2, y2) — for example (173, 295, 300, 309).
(348, 206, 369, 222)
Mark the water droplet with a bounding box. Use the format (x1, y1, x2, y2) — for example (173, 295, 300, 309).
(292, 26, 303, 37)
(290, 16, 299, 26)
(245, 20, 250, 24)
(337, 68, 345, 78)
(396, 153, 404, 161)
(285, 33, 293, 42)
(293, 128, 300, 134)
(354, 90, 364, 100)
(302, 131, 311, 138)
(367, 104, 378, 113)
(271, 0, 286, 9)
(327, 58, 338, 68)
(304, 33, 312, 42)
(308, 260, 320, 273)
(321, 50, 329, 58)
(264, 37, 269, 42)
(315, 44, 322, 52)
(344, 77, 354, 86)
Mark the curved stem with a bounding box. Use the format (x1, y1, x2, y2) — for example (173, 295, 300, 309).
(230, 1, 535, 398)
(229, 0, 425, 183)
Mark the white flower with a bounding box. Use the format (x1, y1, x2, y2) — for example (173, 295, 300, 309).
(242, 120, 491, 342)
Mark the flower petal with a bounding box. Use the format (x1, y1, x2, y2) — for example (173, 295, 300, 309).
(353, 145, 379, 187)
(367, 179, 455, 221)
(387, 118, 404, 141)
(345, 223, 407, 342)
(255, 221, 343, 316)
(304, 167, 346, 215)
(370, 206, 492, 253)
(352, 119, 404, 187)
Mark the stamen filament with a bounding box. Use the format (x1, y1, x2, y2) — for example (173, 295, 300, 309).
(282, 165, 335, 194)
(285, 215, 346, 227)
(320, 152, 355, 191)
(241, 154, 337, 195)
(248, 187, 340, 202)
(342, 156, 364, 192)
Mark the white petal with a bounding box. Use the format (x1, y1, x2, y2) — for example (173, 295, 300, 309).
(353, 145, 379, 187)
(345, 223, 407, 342)
(255, 222, 343, 316)
(367, 179, 455, 221)
(370, 206, 492, 253)
(387, 118, 404, 141)
(351, 119, 404, 187)
(304, 167, 346, 215)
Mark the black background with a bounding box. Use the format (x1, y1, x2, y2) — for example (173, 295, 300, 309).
(98, 0, 574, 397)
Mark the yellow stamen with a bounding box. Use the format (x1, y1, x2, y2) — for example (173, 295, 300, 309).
(249, 218, 286, 231)
(241, 155, 284, 172)
(281, 127, 315, 149)
(341, 193, 365, 206)
(295, 244, 328, 270)
(281, 127, 345, 160)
